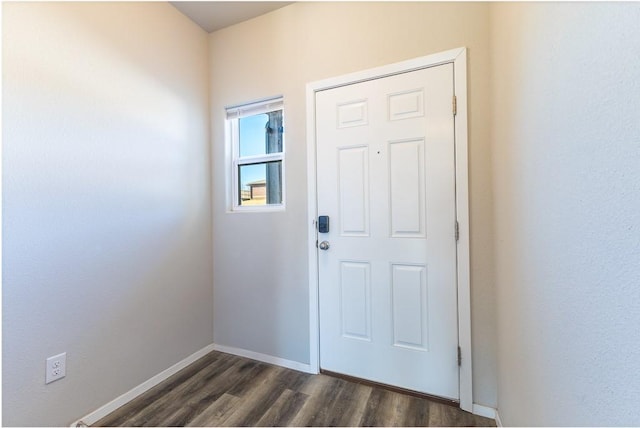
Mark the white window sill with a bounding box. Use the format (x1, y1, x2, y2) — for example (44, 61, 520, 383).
(227, 204, 286, 214)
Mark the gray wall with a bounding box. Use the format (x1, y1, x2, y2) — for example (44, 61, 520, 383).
(2, 3, 212, 425)
(491, 3, 640, 425)
(209, 2, 498, 408)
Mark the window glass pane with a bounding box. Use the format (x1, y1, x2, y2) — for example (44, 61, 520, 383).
(239, 111, 283, 157)
(238, 161, 282, 206)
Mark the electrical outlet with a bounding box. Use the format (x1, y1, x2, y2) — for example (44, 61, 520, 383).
(46, 352, 66, 384)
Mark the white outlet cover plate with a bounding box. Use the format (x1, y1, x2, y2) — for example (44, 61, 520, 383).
(46, 352, 66, 384)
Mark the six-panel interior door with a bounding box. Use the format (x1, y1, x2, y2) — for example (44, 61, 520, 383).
(316, 64, 459, 399)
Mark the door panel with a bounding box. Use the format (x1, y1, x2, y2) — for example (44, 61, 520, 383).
(339, 261, 372, 341)
(388, 139, 426, 237)
(338, 147, 370, 236)
(316, 64, 458, 399)
(391, 264, 428, 350)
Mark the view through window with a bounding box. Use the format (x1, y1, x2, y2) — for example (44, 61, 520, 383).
(238, 112, 283, 206)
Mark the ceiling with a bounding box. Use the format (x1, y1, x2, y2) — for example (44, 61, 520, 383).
(170, 2, 293, 33)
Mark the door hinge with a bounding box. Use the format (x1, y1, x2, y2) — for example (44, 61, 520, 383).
(452, 95, 457, 116)
(457, 346, 462, 367)
(455, 220, 460, 241)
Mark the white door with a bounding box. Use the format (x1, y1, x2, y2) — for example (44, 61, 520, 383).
(316, 64, 458, 399)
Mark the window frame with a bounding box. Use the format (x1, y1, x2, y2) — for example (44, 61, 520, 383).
(226, 97, 285, 212)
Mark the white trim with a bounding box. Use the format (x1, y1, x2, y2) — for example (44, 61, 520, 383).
(70, 343, 216, 427)
(237, 152, 284, 165)
(495, 409, 504, 427)
(226, 98, 286, 213)
(305, 47, 472, 409)
(225, 96, 283, 119)
(472, 403, 497, 419)
(229, 203, 286, 213)
(212, 343, 315, 374)
(308, 47, 465, 92)
(224, 117, 234, 211)
(306, 82, 321, 375)
(452, 48, 473, 413)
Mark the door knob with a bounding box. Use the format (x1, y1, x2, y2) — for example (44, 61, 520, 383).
(319, 241, 330, 251)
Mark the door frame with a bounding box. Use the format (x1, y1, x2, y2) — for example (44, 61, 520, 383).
(305, 47, 472, 412)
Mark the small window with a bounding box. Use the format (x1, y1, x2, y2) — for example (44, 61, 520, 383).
(226, 97, 284, 211)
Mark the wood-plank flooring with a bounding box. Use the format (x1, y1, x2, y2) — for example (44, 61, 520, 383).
(94, 351, 495, 427)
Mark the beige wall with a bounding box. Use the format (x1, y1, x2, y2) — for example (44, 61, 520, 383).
(491, 3, 640, 425)
(209, 2, 497, 408)
(5, 2, 638, 424)
(2, 3, 212, 425)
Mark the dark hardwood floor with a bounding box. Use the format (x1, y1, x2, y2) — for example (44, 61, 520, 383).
(94, 350, 495, 427)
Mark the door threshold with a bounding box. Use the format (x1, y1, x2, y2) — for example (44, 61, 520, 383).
(320, 369, 460, 408)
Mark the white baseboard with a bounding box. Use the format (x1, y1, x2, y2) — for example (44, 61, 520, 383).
(495, 409, 503, 427)
(70, 343, 216, 427)
(472, 403, 497, 419)
(212, 343, 315, 374)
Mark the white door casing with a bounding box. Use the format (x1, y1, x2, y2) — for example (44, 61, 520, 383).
(306, 47, 472, 411)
